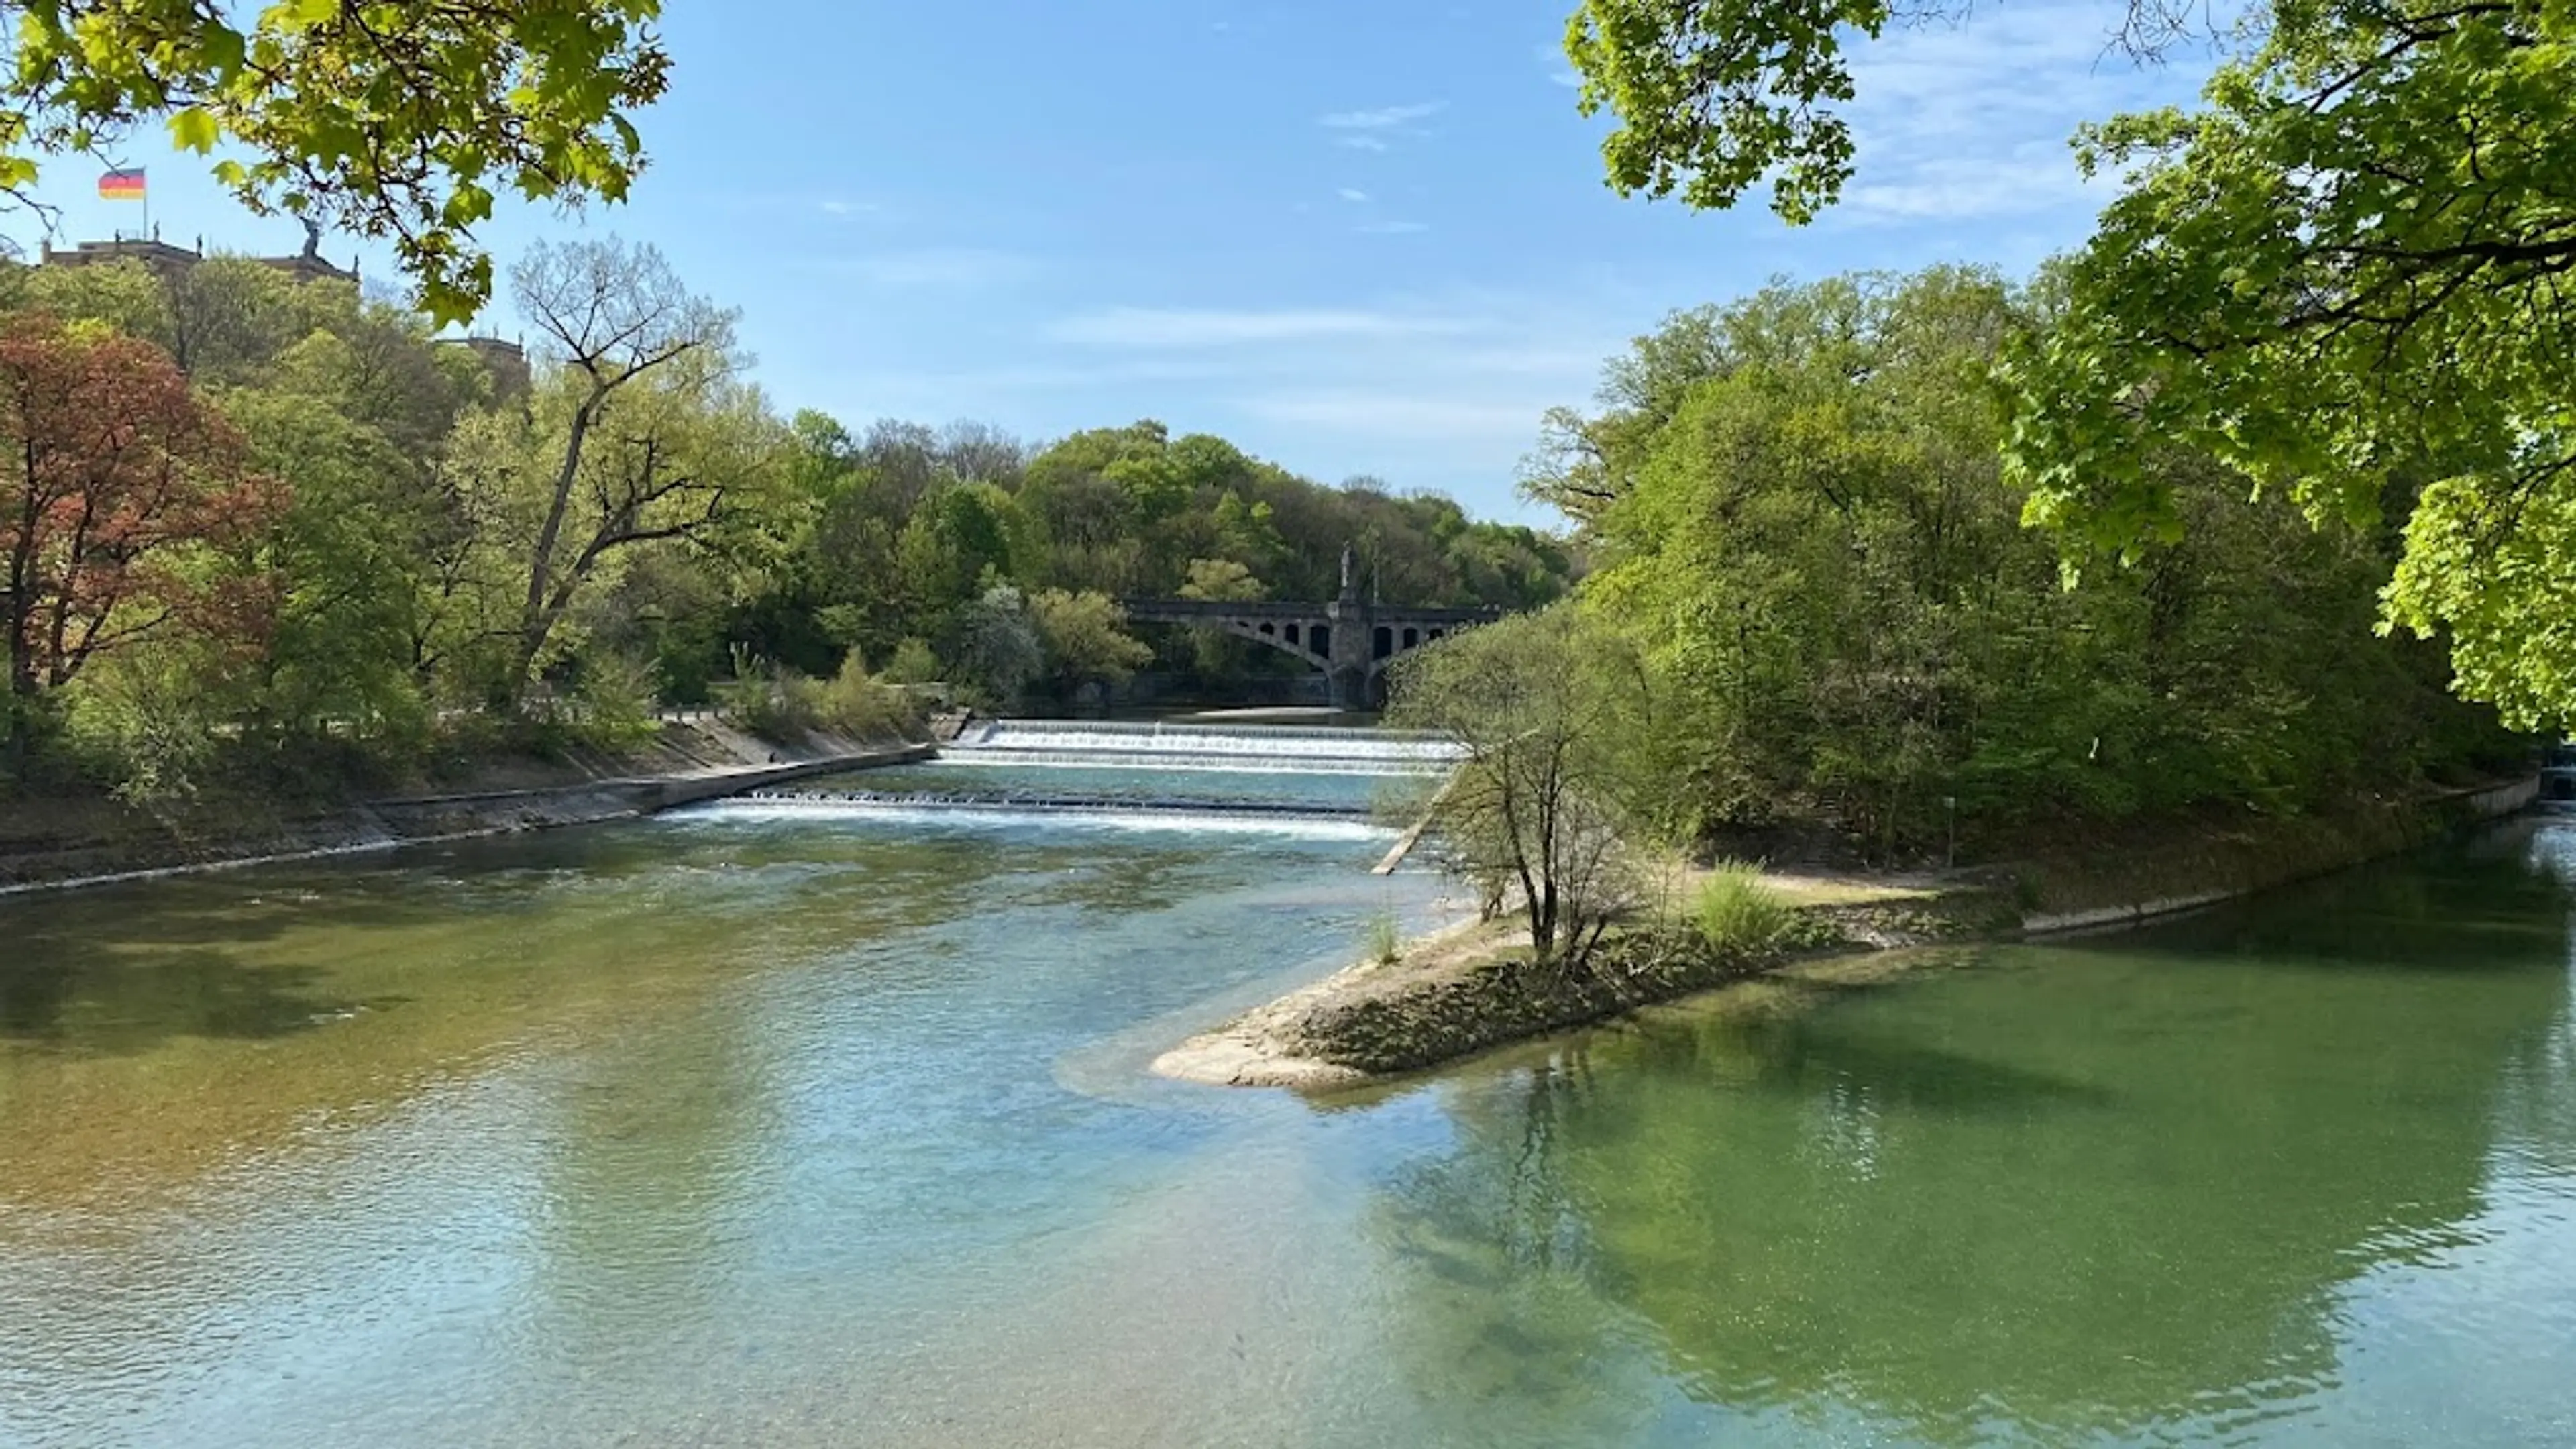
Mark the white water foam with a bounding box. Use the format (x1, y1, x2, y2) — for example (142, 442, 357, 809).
(667, 796, 1394, 841)
(945, 720, 1460, 774)
(936, 750, 1439, 777)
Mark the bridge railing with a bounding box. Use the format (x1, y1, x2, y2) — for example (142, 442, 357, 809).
(1118, 597, 1505, 625)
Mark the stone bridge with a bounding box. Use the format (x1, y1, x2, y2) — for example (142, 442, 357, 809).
(1118, 590, 1501, 710)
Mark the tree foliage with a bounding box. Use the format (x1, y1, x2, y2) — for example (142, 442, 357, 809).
(1027, 588, 1151, 694)
(2004, 0, 2576, 727)
(0, 317, 278, 710)
(1564, 0, 1893, 222)
(1, 0, 672, 323)
(1387, 607, 1656, 968)
(1552, 270, 2516, 858)
(1563, 0, 2576, 726)
(0, 241, 1564, 794)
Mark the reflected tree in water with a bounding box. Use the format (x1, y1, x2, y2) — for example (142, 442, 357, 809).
(1366, 874, 2576, 1442)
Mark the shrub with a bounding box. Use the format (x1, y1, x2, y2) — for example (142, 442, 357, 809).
(816, 655, 924, 740)
(880, 637, 941, 685)
(1695, 861, 1793, 955)
(565, 653, 661, 751)
(720, 657, 925, 744)
(714, 670, 819, 739)
(1363, 909, 1404, 966)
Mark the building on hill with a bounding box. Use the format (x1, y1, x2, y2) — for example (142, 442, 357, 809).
(37, 236, 203, 280)
(38, 224, 358, 287)
(436, 335, 531, 399)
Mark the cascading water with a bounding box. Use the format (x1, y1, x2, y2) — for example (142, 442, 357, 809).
(943, 719, 1460, 774)
(673, 720, 1455, 836)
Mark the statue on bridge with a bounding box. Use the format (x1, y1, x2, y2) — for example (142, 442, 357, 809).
(1339, 542, 1357, 601)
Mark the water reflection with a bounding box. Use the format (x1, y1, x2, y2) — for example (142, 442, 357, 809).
(1373, 833, 2576, 1444)
(5, 807, 2574, 1447)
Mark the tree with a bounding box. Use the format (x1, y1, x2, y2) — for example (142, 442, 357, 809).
(951, 583, 1042, 707)
(1564, 0, 2576, 726)
(1173, 555, 1267, 680)
(1028, 588, 1152, 696)
(493, 237, 747, 708)
(1387, 608, 1655, 971)
(0, 319, 280, 757)
(1564, 0, 1919, 223)
(2002, 0, 2576, 727)
(1562, 0, 2223, 222)
(0, 0, 670, 323)
(1178, 556, 1264, 604)
(1552, 269, 2508, 855)
(223, 378, 439, 748)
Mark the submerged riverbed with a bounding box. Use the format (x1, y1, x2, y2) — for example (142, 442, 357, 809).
(3, 761, 2573, 1446)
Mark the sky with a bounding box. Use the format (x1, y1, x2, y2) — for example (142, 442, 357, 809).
(6, 1, 2212, 524)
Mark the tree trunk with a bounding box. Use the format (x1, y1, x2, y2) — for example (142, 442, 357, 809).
(510, 386, 604, 711)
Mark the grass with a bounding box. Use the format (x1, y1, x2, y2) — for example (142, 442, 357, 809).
(1693, 860, 1796, 954)
(1362, 909, 1405, 966)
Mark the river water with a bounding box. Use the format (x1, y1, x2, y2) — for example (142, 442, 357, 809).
(2, 751, 2572, 1447)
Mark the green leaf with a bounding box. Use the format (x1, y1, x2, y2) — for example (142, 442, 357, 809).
(167, 106, 221, 153)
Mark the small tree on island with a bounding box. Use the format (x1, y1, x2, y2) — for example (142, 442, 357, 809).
(1385, 606, 1656, 974)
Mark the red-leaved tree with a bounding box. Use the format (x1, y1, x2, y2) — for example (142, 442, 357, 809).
(0, 318, 282, 729)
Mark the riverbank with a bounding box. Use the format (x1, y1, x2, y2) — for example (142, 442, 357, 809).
(1155, 775, 2541, 1089)
(0, 720, 930, 894)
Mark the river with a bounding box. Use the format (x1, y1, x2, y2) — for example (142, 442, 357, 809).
(2, 735, 2571, 1447)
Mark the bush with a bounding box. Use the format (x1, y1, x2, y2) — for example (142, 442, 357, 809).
(565, 653, 661, 752)
(60, 647, 228, 804)
(880, 637, 941, 685)
(1695, 861, 1793, 955)
(719, 657, 924, 744)
(1363, 909, 1404, 966)
(816, 655, 923, 740)
(714, 671, 816, 739)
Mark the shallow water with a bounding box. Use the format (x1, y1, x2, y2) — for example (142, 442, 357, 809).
(2, 796, 2572, 1447)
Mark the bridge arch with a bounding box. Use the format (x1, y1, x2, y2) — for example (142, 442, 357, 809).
(1118, 596, 1503, 709)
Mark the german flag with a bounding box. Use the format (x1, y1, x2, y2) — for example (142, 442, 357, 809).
(97, 168, 146, 201)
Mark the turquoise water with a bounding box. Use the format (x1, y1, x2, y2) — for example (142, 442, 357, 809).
(1, 792, 2571, 1446)
(796, 759, 1401, 812)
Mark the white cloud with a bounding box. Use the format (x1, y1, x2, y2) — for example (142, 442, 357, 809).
(1236, 390, 1546, 442)
(1356, 220, 1431, 235)
(1050, 307, 1470, 349)
(818, 199, 878, 217)
(1827, 0, 2206, 225)
(1843, 150, 2095, 221)
(1318, 101, 1444, 130)
(1338, 187, 1371, 203)
(1334, 135, 1391, 152)
(1038, 291, 1638, 481)
(1532, 42, 1580, 89)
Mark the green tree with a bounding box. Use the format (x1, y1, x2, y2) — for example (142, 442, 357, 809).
(951, 583, 1041, 708)
(1387, 607, 1656, 970)
(223, 380, 437, 751)
(0, 0, 671, 323)
(1174, 555, 1267, 680)
(1564, 0, 2576, 727)
(1560, 270, 2505, 855)
(1028, 588, 1151, 697)
(486, 237, 752, 708)
(2001, 0, 2576, 727)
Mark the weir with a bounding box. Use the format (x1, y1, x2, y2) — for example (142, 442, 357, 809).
(943, 718, 1461, 775)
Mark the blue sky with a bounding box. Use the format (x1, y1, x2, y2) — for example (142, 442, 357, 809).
(8, 1, 2208, 523)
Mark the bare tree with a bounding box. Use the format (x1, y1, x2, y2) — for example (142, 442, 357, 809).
(502, 237, 740, 702)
